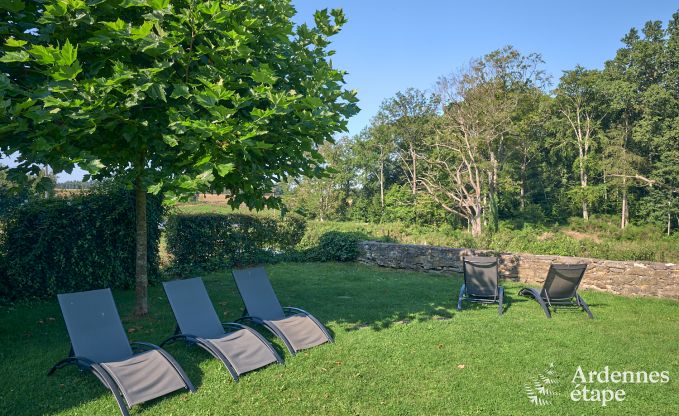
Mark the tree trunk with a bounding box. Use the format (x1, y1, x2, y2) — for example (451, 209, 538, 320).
(410, 144, 417, 195)
(580, 166, 589, 221)
(620, 177, 628, 229)
(379, 160, 385, 208)
(520, 163, 526, 211)
(134, 175, 148, 316)
(470, 210, 482, 237)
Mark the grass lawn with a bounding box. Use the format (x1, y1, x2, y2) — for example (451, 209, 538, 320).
(1, 263, 678, 415)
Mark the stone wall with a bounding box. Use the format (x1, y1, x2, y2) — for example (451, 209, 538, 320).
(358, 241, 679, 300)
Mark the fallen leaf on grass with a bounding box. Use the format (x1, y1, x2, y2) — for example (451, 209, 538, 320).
(457, 364, 465, 369)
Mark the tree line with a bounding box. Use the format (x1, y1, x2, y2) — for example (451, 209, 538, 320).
(284, 11, 679, 237)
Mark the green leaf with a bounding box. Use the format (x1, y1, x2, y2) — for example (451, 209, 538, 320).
(251, 64, 278, 85)
(148, 0, 169, 10)
(0, 50, 29, 63)
(215, 163, 234, 177)
(59, 39, 78, 66)
(148, 182, 163, 194)
(194, 154, 212, 167)
(170, 83, 190, 98)
(147, 83, 167, 102)
(130, 21, 154, 39)
(102, 19, 126, 31)
(52, 62, 82, 81)
(28, 45, 58, 64)
(162, 135, 178, 147)
(4, 38, 27, 48)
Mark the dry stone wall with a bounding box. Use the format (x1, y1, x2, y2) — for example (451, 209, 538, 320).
(358, 241, 679, 300)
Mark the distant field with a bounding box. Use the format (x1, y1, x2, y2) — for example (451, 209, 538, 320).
(171, 203, 679, 263)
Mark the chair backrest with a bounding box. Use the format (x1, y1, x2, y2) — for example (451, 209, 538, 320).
(232, 267, 285, 320)
(541, 263, 588, 301)
(57, 288, 133, 363)
(163, 278, 225, 339)
(463, 256, 499, 297)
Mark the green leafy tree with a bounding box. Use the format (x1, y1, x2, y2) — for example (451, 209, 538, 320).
(553, 66, 607, 221)
(0, 0, 358, 314)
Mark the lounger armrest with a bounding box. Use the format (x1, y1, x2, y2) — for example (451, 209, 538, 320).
(283, 307, 311, 316)
(48, 356, 96, 375)
(222, 322, 251, 331)
(235, 315, 260, 324)
(130, 341, 161, 352)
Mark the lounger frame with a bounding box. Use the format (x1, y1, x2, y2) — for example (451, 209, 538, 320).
(48, 290, 195, 416)
(457, 256, 505, 315)
(519, 264, 594, 319)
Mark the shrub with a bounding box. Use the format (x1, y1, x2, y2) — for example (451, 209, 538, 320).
(165, 213, 308, 272)
(314, 231, 362, 262)
(0, 186, 164, 301)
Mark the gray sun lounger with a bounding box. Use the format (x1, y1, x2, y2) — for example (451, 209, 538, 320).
(160, 278, 282, 380)
(232, 267, 333, 355)
(457, 256, 505, 315)
(518, 263, 593, 318)
(48, 289, 195, 416)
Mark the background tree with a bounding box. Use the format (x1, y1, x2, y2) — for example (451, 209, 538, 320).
(375, 88, 439, 196)
(0, 0, 358, 314)
(553, 66, 607, 221)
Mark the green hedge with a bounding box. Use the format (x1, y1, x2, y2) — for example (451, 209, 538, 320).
(0, 187, 163, 301)
(165, 213, 362, 272)
(165, 213, 308, 271)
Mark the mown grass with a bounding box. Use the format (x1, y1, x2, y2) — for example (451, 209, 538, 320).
(1, 263, 677, 415)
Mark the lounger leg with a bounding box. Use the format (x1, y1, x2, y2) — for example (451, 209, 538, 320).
(456, 284, 465, 311)
(90, 363, 131, 416)
(498, 286, 505, 316)
(194, 339, 240, 381)
(519, 288, 551, 318)
(576, 293, 594, 319)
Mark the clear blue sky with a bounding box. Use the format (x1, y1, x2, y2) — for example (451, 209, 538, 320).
(2, 0, 677, 181)
(292, 0, 678, 137)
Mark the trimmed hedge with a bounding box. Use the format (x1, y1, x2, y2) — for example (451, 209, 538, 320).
(165, 213, 361, 272)
(0, 187, 163, 301)
(166, 213, 307, 271)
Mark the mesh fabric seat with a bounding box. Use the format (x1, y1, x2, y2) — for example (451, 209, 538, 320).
(161, 277, 282, 380)
(232, 267, 333, 355)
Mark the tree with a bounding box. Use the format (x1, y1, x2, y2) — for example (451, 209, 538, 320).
(424, 46, 546, 235)
(375, 88, 439, 196)
(553, 66, 607, 221)
(282, 140, 354, 221)
(0, 0, 358, 314)
(601, 16, 677, 229)
(353, 124, 396, 210)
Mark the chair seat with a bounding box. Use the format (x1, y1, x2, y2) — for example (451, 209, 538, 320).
(267, 314, 328, 352)
(101, 350, 186, 407)
(207, 329, 279, 375)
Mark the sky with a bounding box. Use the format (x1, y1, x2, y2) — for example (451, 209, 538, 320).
(2, 0, 677, 181)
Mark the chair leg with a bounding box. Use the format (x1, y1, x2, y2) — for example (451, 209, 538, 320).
(498, 286, 505, 316)
(519, 288, 551, 318)
(456, 284, 465, 311)
(577, 293, 594, 319)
